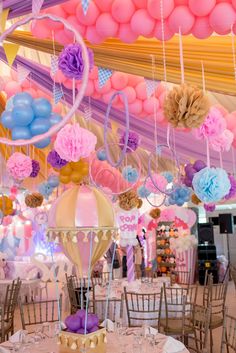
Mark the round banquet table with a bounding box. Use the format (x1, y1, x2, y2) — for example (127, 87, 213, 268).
(0, 331, 190, 353)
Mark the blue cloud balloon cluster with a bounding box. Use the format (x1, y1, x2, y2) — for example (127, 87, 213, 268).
(1, 93, 62, 149)
(168, 185, 191, 206)
(38, 175, 59, 199)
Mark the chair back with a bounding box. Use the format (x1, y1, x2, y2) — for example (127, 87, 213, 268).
(204, 281, 227, 323)
(0, 305, 4, 343)
(3, 278, 21, 323)
(136, 271, 155, 282)
(124, 287, 161, 327)
(230, 265, 236, 290)
(92, 272, 113, 285)
(19, 295, 62, 329)
(187, 284, 198, 305)
(170, 271, 190, 288)
(66, 274, 94, 314)
(92, 294, 124, 323)
(220, 308, 236, 353)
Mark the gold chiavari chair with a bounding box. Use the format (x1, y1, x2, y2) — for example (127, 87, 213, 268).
(230, 265, 236, 292)
(220, 307, 236, 353)
(2, 278, 22, 340)
(66, 274, 94, 314)
(91, 293, 124, 324)
(124, 287, 161, 328)
(92, 272, 113, 285)
(170, 270, 191, 289)
(0, 305, 4, 343)
(19, 295, 62, 330)
(203, 279, 228, 353)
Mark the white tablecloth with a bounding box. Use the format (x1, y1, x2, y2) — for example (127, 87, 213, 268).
(0, 278, 40, 303)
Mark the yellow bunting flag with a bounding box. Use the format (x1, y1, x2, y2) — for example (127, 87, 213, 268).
(0, 8, 9, 33)
(3, 42, 19, 66)
(111, 121, 119, 135)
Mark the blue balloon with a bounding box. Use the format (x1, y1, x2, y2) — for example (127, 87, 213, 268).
(12, 104, 34, 126)
(47, 175, 59, 188)
(6, 97, 14, 111)
(30, 118, 51, 136)
(13, 92, 33, 107)
(49, 113, 62, 126)
(12, 126, 32, 140)
(32, 98, 52, 118)
(34, 137, 51, 149)
(1, 110, 15, 129)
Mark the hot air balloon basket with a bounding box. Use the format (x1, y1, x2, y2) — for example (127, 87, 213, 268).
(58, 327, 107, 353)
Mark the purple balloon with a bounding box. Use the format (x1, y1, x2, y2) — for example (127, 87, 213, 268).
(76, 328, 89, 335)
(65, 314, 81, 331)
(89, 325, 99, 333)
(81, 315, 97, 330)
(183, 177, 192, 187)
(185, 163, 194, 174)
(193, 160, 206, 172)
(76, 309, 86, 319)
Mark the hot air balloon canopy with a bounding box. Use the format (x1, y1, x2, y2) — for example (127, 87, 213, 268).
(47, 185, 118, 277)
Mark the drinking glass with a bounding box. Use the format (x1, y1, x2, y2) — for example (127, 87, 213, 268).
(34, 326, 43, 344)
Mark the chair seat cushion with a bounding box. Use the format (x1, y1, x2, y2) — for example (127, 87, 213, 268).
(159, 318, 193, 334)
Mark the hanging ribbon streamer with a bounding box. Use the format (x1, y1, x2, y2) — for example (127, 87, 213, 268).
(206, 138, 210, 168)
(166, 123, 170, 149)
(232, 147, 236, 176)
(104, 242, 117, 325)
(84, 232, 93, 335)
(179, 28, 185, 84)
(231, 26, 236, 81)
(219, 151, 223, 169)
(201, 60, 210, 167)
(32, 0, 45, 15)
(160, 0, 167, 83)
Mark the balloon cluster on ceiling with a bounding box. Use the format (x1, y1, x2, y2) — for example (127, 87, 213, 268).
(31, 0, 236, 44)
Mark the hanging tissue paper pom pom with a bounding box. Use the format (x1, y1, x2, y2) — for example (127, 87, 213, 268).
(194, 106, 226, 140)
(137, 198, 143, 209)
(47, 150, 68, 169)
(225, 175, 236, 200)
(191, 194, 201, 205)
(30, 160, 40, 178)
(204, 203, 216, 212)
(146, 174, 168, 194)
(138, 185, 151, 198)
(54, 123, 97, 162)
(119, 131, 140, 153)
(163, 84, 210, 128)
(7, 152, 32, 180)
(122, 165, 139, 183)
(58, 44, 94, 80)
(161, 171, 173, 183)
(168, 185, 191, 206)
(149, 208, 161, 219)
(209, 129, 234, 152)
(118, 189, 139, 211)
(38, 182, 53, 200)
(25, 193, 44, 208)
(192, 167, 231, 203)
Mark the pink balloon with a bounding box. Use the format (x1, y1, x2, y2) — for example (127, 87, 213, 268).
(129, 99, 143, 114)
(76, 2, 100, 26)
(94, 79, 111, 94)
(84, 80, 94, 96)
(131, 9, 155, 36)
(94, 0, 113, 12)
(158, 92, 166, 108)
(96, 13, 119, 37)
(135, 82, 147, 100)
(67, 15, 86, 37)
(31, 19, 51, 39)
(225, 113, 236, 130)
(118, 23, 138, 43)
(192, 16, 213, 39)
(64, 28, 75, 43)
(154, 21, 174, 40)
(64, 79, 73, 90)
(112, 0, 135, 23)
(156, 110, 166, 123)
(89, 66, 98, 80)
(189, 0, 216, 16)
(155, 84, 166, 97)
(122, 86, 137, 103)
(175, 0, 188, 3)
(61, 0, 78, 15)
(54, 29, 70, 45)
(143, 97, 159, 114)
(232, 138, 236, 148)
(93, 92, 102, 99)
(147, 0, 174, 20)
(168, 6, 195, 34)
(187, 209, 197, 228)
(233, 0, 236, 10)
(102, 90, 119, 104)
(128, 75, 143, 87)
(133, 0, 148, 8)
(86, 26, 105, 44)
(209, 3, 235, 34)
(53, 102, 63, 114)
(45, 6, 66, 29)
(5, 81, 22, 97)
(214, 104, 228, 117)
(111, 72, 129, 90)
(53, 69, 66, 84)
(21, 79, 30, 89)
(24, 87, 38, 98)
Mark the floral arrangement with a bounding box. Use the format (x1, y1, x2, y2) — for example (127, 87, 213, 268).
(170, 234, 197, 252)
(47, 150, 68, 169)
(7, 152, 32, 180)
(54, 123, 97, 162)
(58, 44, 94, 80)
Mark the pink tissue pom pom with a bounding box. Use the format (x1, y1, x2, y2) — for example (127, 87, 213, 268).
(194, 106, 226, 140)
(7, 152, 32, 180)
(54, 123, 97, 162)
(209, 129, 234, 152)
(146, 174, 168, 194)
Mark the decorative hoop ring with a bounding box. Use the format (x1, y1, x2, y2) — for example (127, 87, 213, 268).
(104, 91, 129, 167)
(0, 13, 89, 146)
(148, 144, 180, 196)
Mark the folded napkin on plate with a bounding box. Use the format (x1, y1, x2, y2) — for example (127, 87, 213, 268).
(145, 326, 158, 336)
(9, 330, 25, 343)
(60, 321, 67, 330)
(100, 319, 115, 332)
(0, 346, 11, 353)
(162, 336, 185, 353)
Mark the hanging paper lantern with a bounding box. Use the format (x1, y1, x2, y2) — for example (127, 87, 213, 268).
(7, 152, 32, 180)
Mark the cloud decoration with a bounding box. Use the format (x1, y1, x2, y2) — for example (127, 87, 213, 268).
(122, 165, 139, 183)
(168, 185, 191, 206)
(192, 167, 231, 203)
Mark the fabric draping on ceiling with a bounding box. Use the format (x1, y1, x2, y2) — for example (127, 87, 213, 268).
(5, 31, 236, 96)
